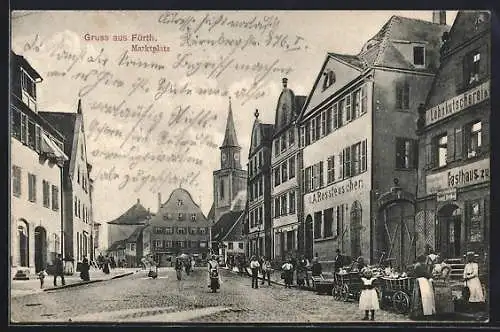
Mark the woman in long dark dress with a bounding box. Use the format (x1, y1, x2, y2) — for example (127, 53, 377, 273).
(102, 257, 110, 274)
(409, 255, 436, 319)
(80, 257, 90, 281)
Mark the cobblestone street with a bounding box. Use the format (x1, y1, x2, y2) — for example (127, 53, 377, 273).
(11, 267, 414, 323)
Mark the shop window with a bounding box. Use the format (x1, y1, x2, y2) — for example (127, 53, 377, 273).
(395, 138, 417, 169)
(323, 208, 334, 238)
(396, 82, 410, 110)
(28, 173, 36, 202)
(465, 121, 482, 158)
(464, 51, 480, 86)
(413, 46, 425, 66)
(468, 201, 482, 242)
(314, 211, 322, 239)
(12, 165, 22, 197)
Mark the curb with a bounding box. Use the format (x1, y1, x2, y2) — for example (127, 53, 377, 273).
(43, 271, 135, 291)
(223, 267, 316, 291)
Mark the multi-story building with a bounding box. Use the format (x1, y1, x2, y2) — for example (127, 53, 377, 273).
(416, 11, 490, 262)
(142, 188, 211, 266)
(210, 98, 248, 254)
(10, 52, 68, 276)
(271, 78, 307, 260)
(246, 109, 274, 257)
(41, 101, 95, 273)
(298, 14, 449, 269)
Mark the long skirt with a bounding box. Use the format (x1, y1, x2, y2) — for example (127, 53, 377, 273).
(465, 277, 485, 303)
(284, 271, 293, 285)
(359, 289, 380, 310)
(410, 278, 436, 318)
(433, 281, 454, 314)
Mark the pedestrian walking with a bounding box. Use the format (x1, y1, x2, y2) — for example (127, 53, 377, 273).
(297, 256, 310, 288)
(191, 258, 196, 271)
(80, 257, 90, 281)
(110, 256, 116, 269)
(261, 257, 272, 286)
(102, 257, 110, 275)
(250, 256, 261, 289)
(359, 268, 379, 321)
(281, 259, 294, 288)
(334, 249, 344, 272)
(53, 254, 66, 286)
(175, 258, 183, 281)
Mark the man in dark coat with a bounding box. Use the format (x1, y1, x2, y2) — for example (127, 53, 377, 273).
(53, 254, 65, 286)
(334, 249, 344, 272)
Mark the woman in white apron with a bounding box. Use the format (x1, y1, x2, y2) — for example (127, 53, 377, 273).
(409, 255, 436, 319)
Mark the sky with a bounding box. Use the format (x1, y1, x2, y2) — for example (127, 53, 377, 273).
(11, 10, 457, 249)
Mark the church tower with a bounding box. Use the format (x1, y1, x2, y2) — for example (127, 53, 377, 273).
(213, 98, 247, 221)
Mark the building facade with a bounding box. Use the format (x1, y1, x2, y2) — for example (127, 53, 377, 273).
(416, 11, 490, 262)
(142, 188, 211, 266)
(246, 110, 274, 258)
(298, 14, 449, 269)
(10, 52, 68, 276)
(271, 78, 307, 260)
(41, 101, 94, 272)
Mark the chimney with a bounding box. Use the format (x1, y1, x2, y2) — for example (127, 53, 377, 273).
(432, 11, 446, 25)
(157, 192, 162, 211)
(282, 77, 288, 89)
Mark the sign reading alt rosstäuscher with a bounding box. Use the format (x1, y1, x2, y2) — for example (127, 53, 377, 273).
(426, 158, 490, 195)
(425, 80, 490, 126)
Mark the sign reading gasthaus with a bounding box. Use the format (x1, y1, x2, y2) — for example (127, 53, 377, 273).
(425, 81, 490, 126)
(426, 158, 490, 194)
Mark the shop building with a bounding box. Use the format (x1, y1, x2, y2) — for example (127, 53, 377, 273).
(246, 109, 274, 258)
(41, 100, 95, 273)
(142, 188, 211, 266)
(298, 14, 449, 268)
(416, 11, 490, 262)
(271, 78, 307, 260)
(10, 52, 68, 276)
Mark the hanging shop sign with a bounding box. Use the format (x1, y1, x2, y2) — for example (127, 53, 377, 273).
(425, 80, 489, 126)
(426, 158, 490, 194)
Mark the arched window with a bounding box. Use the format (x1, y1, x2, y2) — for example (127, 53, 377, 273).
(350, 201, 362, 258)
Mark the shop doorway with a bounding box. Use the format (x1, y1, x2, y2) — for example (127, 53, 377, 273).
(34, 226, 47, 273)
(437, 204, 462, 258)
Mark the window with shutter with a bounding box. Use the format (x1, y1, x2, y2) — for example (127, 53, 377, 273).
(338, 154, 343, 180)
(319, 161, 324, 188)
(315, 115, 321, 141)
(447, 130, 456, 163)
(343, 147, 351, 178)
(326, 106, 332, 134)
(345, 95, 352, 122)
(361, 140, 367, 172)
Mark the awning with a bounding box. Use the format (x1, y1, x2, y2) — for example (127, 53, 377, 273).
(41, 133, 68, 162)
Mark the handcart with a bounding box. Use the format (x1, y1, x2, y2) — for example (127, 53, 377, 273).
(311, 273, 336, 295)
(332, 271, 363, 302)
(379, 277, 415, 314)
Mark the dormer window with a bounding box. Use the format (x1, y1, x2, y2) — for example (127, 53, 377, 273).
(413, 45, 425, 67)
(21, 69, 37, 111)
(322, 70, 336, 91)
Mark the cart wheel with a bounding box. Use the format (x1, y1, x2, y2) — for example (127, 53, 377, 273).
(392, 291, 410, 314)
(341, 284, 350, 302)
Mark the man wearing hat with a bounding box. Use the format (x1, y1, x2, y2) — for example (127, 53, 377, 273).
(334, 249, 344, 272)
(249, 255, 261, 289)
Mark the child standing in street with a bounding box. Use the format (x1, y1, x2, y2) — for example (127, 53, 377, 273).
(38, 270, 46, 289)
(359, 268, 379, 321)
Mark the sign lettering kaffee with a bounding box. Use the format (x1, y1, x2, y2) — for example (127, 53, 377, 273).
(425, 80, 489, 126)
(426, 158, 490, 194)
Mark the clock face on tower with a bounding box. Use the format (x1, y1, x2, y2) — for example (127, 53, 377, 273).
(234, 152, 240, 162)
(222, 152, 227, 163)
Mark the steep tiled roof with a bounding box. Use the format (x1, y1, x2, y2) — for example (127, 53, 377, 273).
(328, 52, 366, 70)
(107, 199, 151, 225)
(38, 112, 78, 157)
(126, 225, 146, 243)
(212, 211, 243, 242)
(222, 211, 245, 242)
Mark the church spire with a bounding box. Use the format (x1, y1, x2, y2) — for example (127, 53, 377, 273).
(221, 97, 240, 148)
